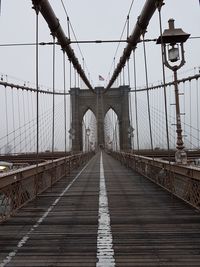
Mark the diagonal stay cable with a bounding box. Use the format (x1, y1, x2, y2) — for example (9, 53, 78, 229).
(60, 0, 93, 87)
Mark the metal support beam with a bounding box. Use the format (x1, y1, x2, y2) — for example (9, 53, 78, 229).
(105, 0, 163, 91)
(32, 0, 93, 92)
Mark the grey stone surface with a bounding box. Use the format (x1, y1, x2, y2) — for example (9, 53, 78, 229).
(70, 86, 131, 151)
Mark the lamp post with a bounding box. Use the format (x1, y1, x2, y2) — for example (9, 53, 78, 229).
(86, 127, 91, 151)
(128, 126, 134, 152)
(68, 128, 75, 150)
(157, 19, 190, 164)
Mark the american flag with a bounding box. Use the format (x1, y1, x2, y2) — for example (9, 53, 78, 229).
(99, 75, 104, 81)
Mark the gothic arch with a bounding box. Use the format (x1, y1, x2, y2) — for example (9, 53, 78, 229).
(70, 86, 131, 151)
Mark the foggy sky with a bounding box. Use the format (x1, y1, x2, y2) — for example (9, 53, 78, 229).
(0, 0, 199, 91)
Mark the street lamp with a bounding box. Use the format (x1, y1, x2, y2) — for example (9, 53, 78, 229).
(68, 128, 75, 150)
(157, 18, 190, 164)
(128, 126, 134, 151)
(86, 128, 91, 151)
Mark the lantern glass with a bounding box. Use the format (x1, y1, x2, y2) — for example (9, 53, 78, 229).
(168, 44, 180, 62)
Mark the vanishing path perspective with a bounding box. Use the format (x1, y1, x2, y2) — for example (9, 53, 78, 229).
(1, 152, 200, 266)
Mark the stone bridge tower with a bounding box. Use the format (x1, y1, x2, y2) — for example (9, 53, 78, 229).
(70, 85, 131, 151)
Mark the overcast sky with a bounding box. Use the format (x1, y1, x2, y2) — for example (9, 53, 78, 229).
(0, 0, 199, 91)
(0, 0, 199, 152)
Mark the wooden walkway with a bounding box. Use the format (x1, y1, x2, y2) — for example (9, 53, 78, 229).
(1, 152, 200, 266)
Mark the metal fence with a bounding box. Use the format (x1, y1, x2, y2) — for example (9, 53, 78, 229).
(0, 152, 94, 222)
(110, 151, 200, 210)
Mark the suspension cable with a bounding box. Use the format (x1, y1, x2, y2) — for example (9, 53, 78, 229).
(70, 61, 72, 88)
(34, 6, 40, 161)
(189, 80, 192, 148)
(157, 2, 170, 160)
(133, 51, 139, 151)
(127, 59, 131, 87)
(29, 4, 40, 195)
(17, 90, 22, 152)
(106, 0, 135, 84)
(196, 79, 199, 148)
(60, 0, 92, 88)
(26, 90, 32, 152)
(63, 51, 67, 154)
(128, 91, 133, 150)
(4, 86, 9, 153)
(142, 35, 153, 150)
(22, 91, 27, 152)
(52, 36, 56, 159)
(11, 90, 16, 153)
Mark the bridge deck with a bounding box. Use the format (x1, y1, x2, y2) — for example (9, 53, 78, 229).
(1, 152, 200, 266)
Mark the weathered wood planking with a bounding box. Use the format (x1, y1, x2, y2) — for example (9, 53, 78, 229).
(0, 152, 200, 266)
(103, 152, 200, 266)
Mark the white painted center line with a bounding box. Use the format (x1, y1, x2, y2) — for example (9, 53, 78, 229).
(0, 159, 92, 267)
(96, 152, 115, 267)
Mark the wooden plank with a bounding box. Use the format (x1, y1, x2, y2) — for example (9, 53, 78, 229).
(1, 152, 200, 266)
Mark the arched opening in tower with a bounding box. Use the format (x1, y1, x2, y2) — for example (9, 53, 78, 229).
(104, 108, 120, 151)
(82, 109, 97, 152)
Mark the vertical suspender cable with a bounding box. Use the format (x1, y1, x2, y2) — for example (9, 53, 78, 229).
(11, 89, 16, 154)
(81, 58, 85, 89)
(78, 73, 80, 88)
(4, 87, 9, 153)
(34, 6, 39, 196)
(31, 91, 35, 152)
(129, 92, 133, 150)
(27, 91, 32, 152)
(123, 67, 125, 85)
(52, 36, 56, 157)
(127, 58, 133, 150)
(127, 14, 132, 150)
(96, 89, 99, 149)
(74, 68, 76, 88)
(157, 4, 170, 160)
(142, 35, 153, 150)
(36, 11, 39, 158)
(22, 92, 27, 152)
(63, 51, 67, 157)
(133, 51, 139, 151)
(196, 78, 199, 148)
(69, 61, 72, 89)
(17, 91, 22, 152)
(63, 52, 67, 153)
(127, 60, 131, 87)
(113, 57, 117, 86)
(70, 88, 72, 152)
(183, 82, 186, 145)
(189, 81, 192, 148)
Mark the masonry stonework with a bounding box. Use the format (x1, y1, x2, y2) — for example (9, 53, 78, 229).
(70, 86, 131, 151)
